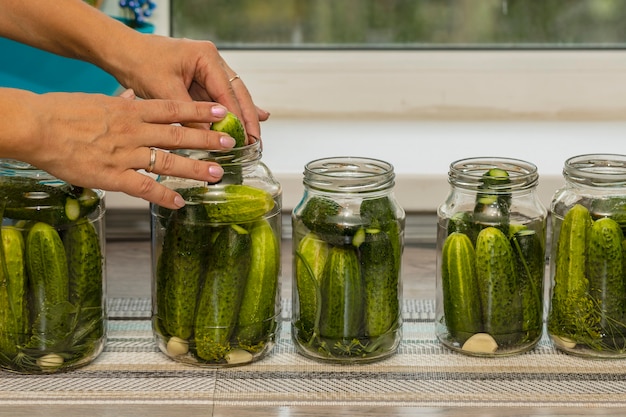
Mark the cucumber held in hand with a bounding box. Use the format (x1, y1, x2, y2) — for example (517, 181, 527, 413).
(211, 111, 246, 148)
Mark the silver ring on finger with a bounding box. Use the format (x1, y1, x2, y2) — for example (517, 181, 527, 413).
(146, 147, 158, 173)
(228, 74, 241, 83)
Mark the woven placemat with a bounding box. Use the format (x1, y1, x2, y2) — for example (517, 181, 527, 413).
(1, 298, 626, 408)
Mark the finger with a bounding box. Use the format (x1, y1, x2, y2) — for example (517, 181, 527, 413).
(136, 123, 237, 150)
(257, 106, 271, 122)
(141, 148, 224, 182)
(117, 170, 187, 210)
(229, 76, 262, 141)
(135, 100, 230, 126)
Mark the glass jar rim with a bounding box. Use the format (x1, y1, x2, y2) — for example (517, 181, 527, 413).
(448, 156, 539, 192)
(173, 140, 261, 164)
(564, 153, 626, 187)
(303, 156, 395, 193)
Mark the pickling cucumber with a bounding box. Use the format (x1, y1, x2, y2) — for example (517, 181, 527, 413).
(298, 196, 361, 245)
(586, 217, 625, 338)
(26, 222, 71, 351)
(194, 224, 252, 362)
(475, 226, 523, 345)
(359, 228, 400, 339)
(182, 184, 274, 224)
(441, 231, 483, 344)
(0, 226, 28, 358)
(548, 204, 599, 343)
(473, 168, 511, 233)
(0, 177, 100, 226)
(294, 232, 329, 339)
(318, 246, 363, 342)
(234, 219, 280, 346)
(510, 229, 544, 341)
(64, 218, 104, 347)
(156, 202, 211, 341)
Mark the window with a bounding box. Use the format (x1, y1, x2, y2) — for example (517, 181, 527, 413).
(169, 0, 626, 120)
(172, 0, 626, 49)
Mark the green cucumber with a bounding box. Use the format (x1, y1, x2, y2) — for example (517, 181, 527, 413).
(211, 111, 246, 148)
(318, 246, 363, 342)
(0, 177, 100, 225)
(26, 222, 71, 351)
(156, 202, 211, 341)
(510, 229, 544, 341)
(548, 204, 600, 342)
(294, 232, 329, 339)
(447, 212, 479, 244)
(182, 185, 274, 224)
(65, 219, 103, 309)
(441, 231, 483, 344)
(234, 219, 280, 346)
(64, 219, 104, 347)
(194, 224, 251, 362)
(359, 228, 400, 339)
(298, 196, 361, 245)
(586, 217, 626, 339)
(360, 196, 403, 280)
(473, 168, 511, 233)
(210, 111, 246, 184)
(0, 226, 29, 359)
(475, 226, 523, 345)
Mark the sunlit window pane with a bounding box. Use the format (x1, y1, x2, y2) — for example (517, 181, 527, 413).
(172, 0, 626, 49)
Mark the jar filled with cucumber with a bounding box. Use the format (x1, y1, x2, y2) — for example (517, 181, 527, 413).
(436, 157, 547, 356)
(291, 157, 405, 363)
(548, 154, 626, 358)
(0, 160, 105, 373)
(151, 113, 282, 367)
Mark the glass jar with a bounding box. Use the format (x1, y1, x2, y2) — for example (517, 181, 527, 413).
(436, 157, 547, 357)
(0, 159, 106, 373)
(548, 154, 626, 358)
(291, 156, 405, 363)
(151, 141, 282, 367)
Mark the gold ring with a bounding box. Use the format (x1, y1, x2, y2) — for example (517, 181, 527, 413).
(146, 147, 157, 173)
(228, 74, 241, 83)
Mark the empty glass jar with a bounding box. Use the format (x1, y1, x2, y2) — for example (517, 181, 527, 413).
(436, 157, 547, 356)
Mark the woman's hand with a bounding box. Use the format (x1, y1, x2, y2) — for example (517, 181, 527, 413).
(110, 35, 270, 144)
(3, 88, 237, 209)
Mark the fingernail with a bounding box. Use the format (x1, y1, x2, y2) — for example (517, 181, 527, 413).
(119, 88, 135, 99)
(220, 135, 236, 148)
(174, 194, 186, 208)
(209, 165, 224, 177)
(211, 105, 228, 118)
